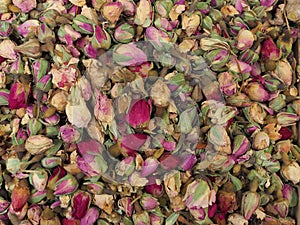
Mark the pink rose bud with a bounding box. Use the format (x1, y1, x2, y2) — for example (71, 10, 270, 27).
(77, 140, 108, 177)
(32, 59, 49, 83)
(218, 72, 237, 96)
(60, 124, 81, 143)
(119, 0, 136, 16)
(160, 153, 180, 170)
(29, 190, 47, 204)
(145, 176, 164, 197)
(282, 184, 298, 207)
(0, 21, 12, 37)
(68, 5, 81, 16)
(71, 191, 91, 219)
(236, 29, 255, 50)
(17, 20, 40, 38)
(120, 133, 147, 156)
(27, 204, 42, 225)
(261, 37, 281, 61)
(14, 39, 41, 58)
(232, 135, 250, 158)
(77, 37, 99, 58)
(277, 112, 300, 127)
(273, 59, 293, 86)
(145, 26, 171, 50)
(29, 168, 48, 192)
(273, 198, 289, 218)
(114, 23, 135, 44)
(11, 185, 30, 212)
(118, 197, 134, 217)
(36, 74, 52, 92)
(155, 0, 173, 17)
(41, 157, 62, 169)
(0, 197, 10, 214)
(189, 206, 206, 220)
(53, 173, 79, 196)
(180, 154, 197, 170)
(127, 99, 152, 129)
(115, 156, 135, 177)
(72, 15, 94, 34)
(260, 0, 277, 7)
(132, 211, 151, 225)
(245, 82, 269, 102)
(62, 218, 80, 225)
(102, 2, 123, 24)
(83, 182, 104, 195)
(241, 180, 260, 220)
(37, 23, 55, 43)
(80, 207, 99, 225)
(47, 167, 67, 191)
(12, 128, 28, 146)
(12, 0, 36, 13)
(0, 89, 9, 106)
(91, 25, 111, 50)
(8, 82, 30, 110)
(140, 194, 159, 210)
(113, 43, 147, 66)
(141, 157, 159, 177)
(208, 203, 217, 218)
(149, 213, 163, 225)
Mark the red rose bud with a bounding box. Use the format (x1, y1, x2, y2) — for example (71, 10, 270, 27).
(53, 173, 79, 196)
(17, 20, 40, 38)
(160, 153, 180, 170)
(180, 154, 197, 170)
(278, 127, 293, 140)
(140, 194, 159, 210)
(47, 167, 67, 191)
(113, 43, 148, 66)
(0, 89, 9, 106)
(120, 133, 147, 156)
(29, 168, 48, 192)
(245, 82, 269, 102)
(145, 176, 164, 197)
(91, 25, 111, 50)
(60, 124, 81, 143)
(118, 197, 134, 217)
(71, 191, 91, 219)
(11, 185, 30, 212)
(232, 135, 250, 158)
(72, 15, 94, 34)
(12, 0, 36, 13)
(114, 23, 135, 44)
(0, 21, 12, 37)
(208, 203, 217, 218)
(80, 207, 99, 225)
(127, 99, 152, 129)
(141, 157, 159, 177)
(102, 2, 123, 24)
(12, 128, 28, 146)
(77, 140, 108, 177)
(62, 218, 80, 225)
(261, 37, 281, 61)
(8, 82, 30, 110)
(217, 189, 238, 213)
(282, 184, 298, 207)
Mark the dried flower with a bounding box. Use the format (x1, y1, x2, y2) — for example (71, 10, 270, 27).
(71, 191, 91, 219)
(25, 135, 54, 155)
(102, 2, 123, 24)
(113, 43, 148, 66)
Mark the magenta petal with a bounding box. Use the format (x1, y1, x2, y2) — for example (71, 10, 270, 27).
(72, 191, 91, 219)
(8, 82, 28, 110)
(80, 207, 99, 225)
(141, 157, 159, 177)
(121, 133, 147, 153)
(127, 99, 151, 128)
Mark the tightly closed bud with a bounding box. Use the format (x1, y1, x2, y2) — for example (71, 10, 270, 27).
(236, 29, 255, 50)
(27, 205, 42, 225)
(0, 89, 9, 106)
(118, 197, 134, 217)
(114, 23, 135, 44)
(113, 43, 147, 66)
(32, 59, 50, 82)
(232, 135, 250, 158)
(80, 207, 99, 225)
(91, 25, 111, 50)
(115, 156, 135, 177)
(155, 0, 173, 17)
(72, 15, 94, 34)
(241, 191, 260, 220)
(273, 59, 293, 86)
(281, 161, 300, 184)
(218, 72, 237, 96)
(47, 167, 67, 191)
(269, 94, 286, 111)
(29, 168, 48, 191)
(119, 0, 136, 16)
(261, 37, 280, 61)
(140, 194, 159, 210)
(145, 176, 164, 197)
(14, 39, 41, 58)
(25, 135, 54, 155)
(0, 21, 12, 37)
(102, 2, 123, 24)
(38, 23, 55, 43)
(133, 211, 151, 225)
(273, 198, 289, 218)
(11, 184, 30, 212)
(252, 131, 270, 150)
(245, 82, 269, 102)
(206, 49, 230, 72)
(60, 124, 81, 143)
(71, 191, 91, 219)
(277, 112, 300, 127)
(17, 20, 40, 38)
(8, 82, 30, 110)
(134, 0, 153, 27)
(127, 99, 152, 129)
(282, 184, 298, 207)
(145, 26, 171, 51)
(53, 173, 79, 196)
(208, 125, 231, 154)
(41, 157, 62, 169)
(149, 213, 164, 225)
(36, 75, 52, 92)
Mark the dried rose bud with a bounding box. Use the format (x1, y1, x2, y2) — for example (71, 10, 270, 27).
(160, 153, 180, 170)
(80, 207, 99, 225)
(120, 133, 147, 156)
(11, 184, 30, 212)
(245, 82, 269, 102)
(134, 0, 153, 27)
(282, 184, 298, 207)
(277, 32, 293, 57)
(77, 139, 108, 177)
(61, 218, 80, 225)
(0, 197, 10, 214)
(66, 86, 91, 128)
(145, 26, 171, 51)
(275, 140, 291, 153)
(50, 90, 68, 112)
(119, 0, 136, 16)
(261, 37, 281, 61)
(29, 168, 48, 192)
(41, 157, 62, 169)
(47, 167, 67, 191)
(273, 59, 293, 86)
(180, 154, 197, 170)
(218, 72, 237, 96)
(40, 207, 61, 225)
(36, 75, 52, 92)
(94, 194, 114, 214)
(102, 2, 123, 24)
(37, 23, 55, 43)
(60, 124, 81, 143)
(0, 21, 12, 37)
(115, 156, 135, 177)
(114, 23, 135, 44)
(149, 213, 163, 225)
(29, 190, 47, 204)
(217, 184, 238, 213)
(54, 173, 79, 196)
(118, 197, 134, 217)
(91, 25, 111, 50)
(269, 94, 286, 111)
(17, 20, 40, 38)
(58, 25, 81, 44)
(72, 15, 94, 34)
(113, 43, 147, 66)
(12, 129, 28, 146)
(32, 59, 49, 82)
(155, 0, 173, 17)
(0, 39, 17, 60)
(208, 125, 231, 154)
(83, 182, 104, 195)
(77, 37, 99, 58)
(133, 211, 151, 225)
(182, 13, 201, 36)
(145, 176, 164, 197)
(281, 161, 300, 184)
(227, 93, 251, 107)
(140, 194, 159, 210)
(25, 135, 53, 155)
(189, 206, 206, 221)
(141, 157, 159, 177)
(252, 131, 270, 150)
(27, 205, 42, 225)
(71, 191, 91, 219)
(150, 79, 171, 108)
(12, 0, 36, 13)
(241, 191, 260, 220)
(14, 39, 41, 58)
(128, 171, 148, 187)
(236, 29, 255, 50)
(277, 112, 300, 127)
(206, 49, 230, 72)
(0, 89, 9, 106)
(273, 198, 289, 218)
(127, 99, 152, 129)
(8, 82, 30, 110)
(239, 49, 259, 64)
(232, 135, 250, 158)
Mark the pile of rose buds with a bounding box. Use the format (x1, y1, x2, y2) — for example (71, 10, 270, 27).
(1, 0, 300, 224)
